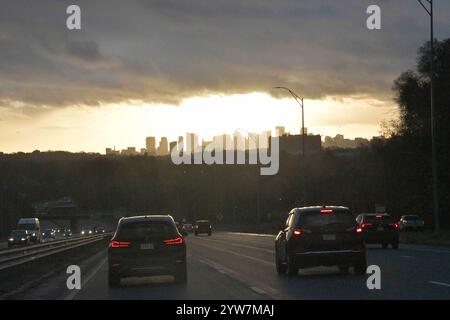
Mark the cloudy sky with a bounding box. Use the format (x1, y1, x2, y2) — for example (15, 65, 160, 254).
(1, 0, 449, 153)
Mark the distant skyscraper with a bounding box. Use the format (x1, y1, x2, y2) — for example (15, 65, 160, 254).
(157, 137, 169, 155)
(276, 126, 285, 137)
(146, 136, 156, 155)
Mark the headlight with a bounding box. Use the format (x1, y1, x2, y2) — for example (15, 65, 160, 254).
(21, 238, 26, 241)
(42, 233, 45, 236)
(32, 233, 36, 237)
(8, 238, 13, 241)
(81, 231, 85, 234)
(89, 231, 92, 234)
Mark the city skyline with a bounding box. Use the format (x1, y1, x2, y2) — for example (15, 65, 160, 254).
(105, 125, 374, 157)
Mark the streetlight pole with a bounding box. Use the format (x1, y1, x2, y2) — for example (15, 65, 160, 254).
(417, 0, 439, 232)
(273, 86, 307, 205)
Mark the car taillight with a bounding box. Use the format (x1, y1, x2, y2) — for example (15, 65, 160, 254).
(293, 228, 302, 237)
(164, 237, 184, 245)
(390, 223, 399, 229)
(361, 223, 373, 228)
(356, 227, 363, 234)
(320, 209, 333, 213)
(110, 241, 130, 248)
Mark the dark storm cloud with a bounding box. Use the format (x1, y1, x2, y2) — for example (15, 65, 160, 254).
(0, 0, 449, 112)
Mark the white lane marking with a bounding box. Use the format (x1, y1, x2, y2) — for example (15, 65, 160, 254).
(224, 232, 275, 238)
(198, 237, 274, 254)
(250, 286, 266, 295)
(428, 281, 450, 288)
(195, 255, 277, 299)
(64, 257, 107, 300)
(217, 269, 227, 274)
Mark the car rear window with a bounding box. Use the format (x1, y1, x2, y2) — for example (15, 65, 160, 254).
(364, 215, 393, 223)
(197, 221, 209, 226)
(297, 210, 355, 229)
(117, 221, 177, 239)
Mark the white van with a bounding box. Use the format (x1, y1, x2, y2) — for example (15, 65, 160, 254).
(17, 218, 41, 243)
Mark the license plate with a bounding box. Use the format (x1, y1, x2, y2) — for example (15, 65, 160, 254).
(323, 234, 336, 241)
(377, 226, 384, 231)
(140, 243, 154, 250)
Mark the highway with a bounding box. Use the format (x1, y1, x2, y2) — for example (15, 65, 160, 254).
(9, 232, 450, 300)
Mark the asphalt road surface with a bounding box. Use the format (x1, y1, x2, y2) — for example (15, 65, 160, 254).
(12, 232, 450, 300)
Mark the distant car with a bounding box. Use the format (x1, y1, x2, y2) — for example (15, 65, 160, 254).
(108, 215, 187, 287)
(356, 213, 399, 249)
(95, 226, 106, 234)
(63, 228, 72, 237)
(399, 215, 425, 231)
(81, 228, 93, 236)
(275, 206, 367, 276)
(8, 230, 31, 247)
(16, 218, 41, 243)
(41, 229, 56, 240)
(182, 223, 193, 233)
(194, 220, 212, 236)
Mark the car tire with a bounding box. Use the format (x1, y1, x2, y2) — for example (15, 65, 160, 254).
(275, 251, 287, 275)
(108, 273, 120, 287)
(339, 266, 349, 274)
(354, 256, 367, 275)
(391, 242, 399, 249)
(174, 264, 187, 284)
(285, 254, 298, 277)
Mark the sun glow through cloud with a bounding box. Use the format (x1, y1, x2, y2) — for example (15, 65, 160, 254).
(0, 92, 397, 153)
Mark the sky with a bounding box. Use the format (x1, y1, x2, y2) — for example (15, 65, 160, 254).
(1, 0, 449, 153)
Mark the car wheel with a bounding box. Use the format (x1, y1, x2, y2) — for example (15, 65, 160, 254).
(391, 242, 399, 249)
(382, 243, 388, 249)
(285, 254, 298, 277)
(174, 263, 187, 284)
(108, 273, 120, 287)
(354, 256, 367, 275)
(275, 250, 287, 275)
(339, 266, 349, 274)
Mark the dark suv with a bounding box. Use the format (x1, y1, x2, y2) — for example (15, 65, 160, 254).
(356, 213, 399, 249)
(194, 220, 212, 236)
(275, 206, 367, 276)
(108, 215, 187, 287)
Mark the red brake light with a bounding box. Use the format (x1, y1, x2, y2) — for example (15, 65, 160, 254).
(361, 223, 372, 228)
(320, 209, 333, 213)
(356, 227, 363, 233)
(375, 214, 383, 218)
(110, 241, 130, 248)
(390, 223, 399, 229)
(164, 237, 184, 245)
(293, 228, 302, 237)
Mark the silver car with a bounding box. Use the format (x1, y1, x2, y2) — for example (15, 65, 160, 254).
(399, 215, 425, 231)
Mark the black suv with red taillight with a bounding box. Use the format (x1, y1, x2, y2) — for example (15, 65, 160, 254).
(356, 213, 399, 249)
(275, 206, 367, 277)
(108, 215, 187, 287)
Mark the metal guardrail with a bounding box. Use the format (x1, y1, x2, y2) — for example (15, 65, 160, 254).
(0, 233, 112, 271)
